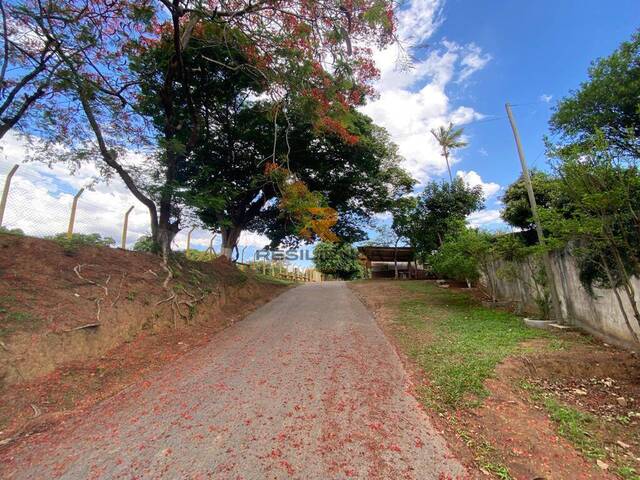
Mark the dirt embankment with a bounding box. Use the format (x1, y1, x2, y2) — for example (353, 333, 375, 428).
(0, 234, 287, 444)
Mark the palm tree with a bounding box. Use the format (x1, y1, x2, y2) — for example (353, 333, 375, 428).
(430, 123, 468, 182)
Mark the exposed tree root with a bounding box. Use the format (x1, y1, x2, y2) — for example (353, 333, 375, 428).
(73, 264, 112, 322)
(157, 256, 207, 328)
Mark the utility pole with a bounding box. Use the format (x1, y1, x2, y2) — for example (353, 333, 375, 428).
(505, 103, 563, 322)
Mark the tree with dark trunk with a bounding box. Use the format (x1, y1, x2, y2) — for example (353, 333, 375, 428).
(14, 0, 399, 257)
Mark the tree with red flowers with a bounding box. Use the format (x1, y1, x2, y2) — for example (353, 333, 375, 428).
(14, 0, 397, 257)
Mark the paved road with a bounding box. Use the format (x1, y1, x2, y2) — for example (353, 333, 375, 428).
(1, 282, 466, 479)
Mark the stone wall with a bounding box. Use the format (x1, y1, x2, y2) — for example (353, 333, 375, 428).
(482, 247, 640, 349)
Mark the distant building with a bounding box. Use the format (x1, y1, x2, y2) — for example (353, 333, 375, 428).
(357, 246, 425, 279)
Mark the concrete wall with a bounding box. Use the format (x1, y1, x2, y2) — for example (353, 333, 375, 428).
(482, 248, 640, 349)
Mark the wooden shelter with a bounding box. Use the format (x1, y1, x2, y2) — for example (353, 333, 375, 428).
(357, 246, 424, 279)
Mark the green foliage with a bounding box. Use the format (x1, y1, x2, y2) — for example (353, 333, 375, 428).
(396, 282, 547, 408)
(542, 29, 640, 337)
(0, 226, 24, 236)
(185, 249, 217, 262)
(312, 242, 364, 280)
(47, 233, 115, 253)
(430, 228, 494, 285)
(543, 134, 640, 296)
(390, 196, 418, 244)
(501, 170, 561, 230)
(411, 178, 484, 259)
(132, 235, 160, 254)
(550, 29, 640, 159)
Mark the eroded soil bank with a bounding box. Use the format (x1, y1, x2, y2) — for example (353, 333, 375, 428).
(0, 234, 288, 446)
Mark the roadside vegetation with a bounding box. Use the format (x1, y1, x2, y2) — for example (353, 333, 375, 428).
(396, 282, 547, 409)
(354, 31, 640, 479)
(353, 279, 640, 479)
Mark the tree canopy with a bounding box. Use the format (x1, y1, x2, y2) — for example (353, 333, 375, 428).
(410, 178, 484, 259)
(134, 25, 413, 255)
(500, 170, 561, 231)
(550, 29, 640, 159)
(12, 0, 400, 257)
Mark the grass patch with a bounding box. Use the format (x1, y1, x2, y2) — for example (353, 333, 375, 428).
(457, 429, 513, 479)
(0, 310, 41, 336)
(542, 396, 605, 460)
(253, 273, 296, 286)
(521, 381, 640, 479)
(395, 282, 548, 409)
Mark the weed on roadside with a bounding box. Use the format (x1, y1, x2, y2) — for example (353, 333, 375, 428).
(521, 381, 640, 479)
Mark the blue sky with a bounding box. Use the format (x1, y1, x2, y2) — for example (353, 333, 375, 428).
(448, 0, 640, 189)
(362, 0, 640, 231)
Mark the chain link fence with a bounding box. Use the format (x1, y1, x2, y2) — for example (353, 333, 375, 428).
(0, 162, 321, 281)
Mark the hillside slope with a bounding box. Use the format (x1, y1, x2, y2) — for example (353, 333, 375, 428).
(0, 234, 288, 443)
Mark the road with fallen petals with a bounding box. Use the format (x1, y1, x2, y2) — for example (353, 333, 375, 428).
(2, 282, 466, 479)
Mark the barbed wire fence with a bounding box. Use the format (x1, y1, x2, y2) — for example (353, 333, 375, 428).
(0, 163, 322, 282)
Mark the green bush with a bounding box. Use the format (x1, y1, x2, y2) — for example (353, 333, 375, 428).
(430, 228, 493, 287)
(185, 249, 217, 262)
(47, 232, 115, 252)
(0, 226, 25, 236)
(132, 235, 160, 253)
(313, 242, 364, 280)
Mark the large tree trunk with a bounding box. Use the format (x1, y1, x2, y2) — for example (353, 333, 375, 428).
(156, 221, 179, 260)
(220, 226, 242, 259)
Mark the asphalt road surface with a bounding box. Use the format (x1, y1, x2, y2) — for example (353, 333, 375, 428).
(2, 282, 466, 479)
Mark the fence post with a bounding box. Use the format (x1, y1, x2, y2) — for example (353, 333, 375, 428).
(206, 233, 217, 254)
(241, 245, 247, 263)
(66, 188, 84, 239)
(120, 205, 134, 249)
(186, 226, 196, 252)
(0, 164, 19, 228)
(262, 262, 266, 275)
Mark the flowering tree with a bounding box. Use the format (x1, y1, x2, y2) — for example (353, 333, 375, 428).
(12, 0, 397, 257)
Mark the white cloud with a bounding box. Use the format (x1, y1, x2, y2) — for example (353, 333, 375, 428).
(467, 209, 502, 228)
(458, 43, 492, 82)
(361, 1, 491, 185)
(539, 93, 553, 103)
(0, 131, 270, 250)
(456, 170, 501, 198)
(396, 0, 445, 48)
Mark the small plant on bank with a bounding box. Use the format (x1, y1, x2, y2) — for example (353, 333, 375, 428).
(185, 249, 217, 262)
(132, 235, 161, 254)
(0, 226, 24, 236)
(47, 233, 115, 254)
